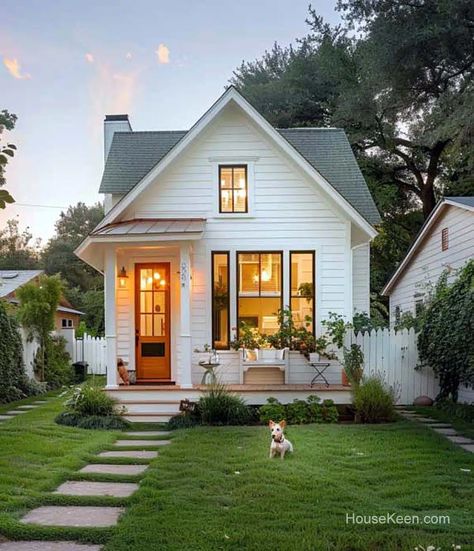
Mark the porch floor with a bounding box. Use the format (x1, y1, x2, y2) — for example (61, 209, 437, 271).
(113, 384, 349, 391)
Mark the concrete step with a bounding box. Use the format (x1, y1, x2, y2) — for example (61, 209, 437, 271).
(124, 412, 176, 423)
(120, 400, 181, 414)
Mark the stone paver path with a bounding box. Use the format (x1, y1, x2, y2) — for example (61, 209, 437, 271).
(114, 439, 171, 447)
(17, 404, 40, 409)
(124, 431, 170, 436)
(0, 542, 102, 551)
(80, 463, 148, 475)
(21, 506, 124, 527)
(0, 415, 11, 421)
(98, 450, 158, 459)
(399, 409, 473, 453)
(5, 410, 27, 415)
(55, 480, 139, 498)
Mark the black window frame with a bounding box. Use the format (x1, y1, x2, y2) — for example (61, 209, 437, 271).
(236, 251, 283, 336)
(218, 165, 248, 213)
(211, 251, 230, 350)
(289, 250, 316, 336)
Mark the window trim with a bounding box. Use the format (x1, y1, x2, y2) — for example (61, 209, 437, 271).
(236, 250, 283, 335)
(211, 251, 230, 350)
(218, 165, 248, 214)
(290, 250, 316, 336)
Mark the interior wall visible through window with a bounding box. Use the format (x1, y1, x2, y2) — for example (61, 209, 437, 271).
(212, 252, 230, 349)
(290, 251, 315, 334)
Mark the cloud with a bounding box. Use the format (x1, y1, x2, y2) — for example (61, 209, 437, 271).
(125, 52, 132, 60)
(3, 58, 31, 79)
(155, 43, 170, 64)
(85, 53, 94, 63)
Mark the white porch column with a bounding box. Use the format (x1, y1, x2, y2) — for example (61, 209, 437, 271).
(104, 247, 118, 388)
(180, 243, 193, 389)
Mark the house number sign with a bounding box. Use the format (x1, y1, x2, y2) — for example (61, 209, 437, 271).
(180, 262, 189, 288)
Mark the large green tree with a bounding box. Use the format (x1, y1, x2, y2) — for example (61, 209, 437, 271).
(0, 219, 41, 270)
(42, 202, 105, 334)
(0, 110, 17, 208)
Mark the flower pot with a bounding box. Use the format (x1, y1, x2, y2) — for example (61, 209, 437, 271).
(342, 370, 350, 386)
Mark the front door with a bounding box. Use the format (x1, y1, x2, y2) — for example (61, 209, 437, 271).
(135, 263, 171, 381)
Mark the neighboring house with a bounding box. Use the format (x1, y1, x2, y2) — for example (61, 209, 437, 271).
(0, 270, 84, 329)
(75, 87, 380, 420)
(382, 197, 474, 327)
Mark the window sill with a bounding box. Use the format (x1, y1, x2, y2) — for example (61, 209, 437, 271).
(213, 214, 256, 219)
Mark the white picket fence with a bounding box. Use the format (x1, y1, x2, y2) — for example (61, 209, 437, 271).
(344, 327, 440, 404)
(74, 334, 107, 375)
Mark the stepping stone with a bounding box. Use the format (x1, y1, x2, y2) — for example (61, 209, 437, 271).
(34, 400, 48, 404)
(99, 450, 158, 459)
(55, 480, 139, 497)
(21, 505, 124, 527)
(446, 436, 473, 445)
(0, 415, 11, 420)
(124, 431, 170, 436)
(17, 404, 39, 409)
(432, 427, 457, 435)
(5, 410, 27, 415)
(460, 444, 474, 453)
(0, 542, 102, 551)
(415, 417, 438, 423)
(428, 423, 452, 428)
(114, 439, 171, 447)
(80, 464, 148, 475)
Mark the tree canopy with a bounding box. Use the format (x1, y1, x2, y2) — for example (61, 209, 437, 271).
(0, 110, 17, 208)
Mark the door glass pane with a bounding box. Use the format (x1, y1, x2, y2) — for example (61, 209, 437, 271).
(140, 269, 153, 291)
(140, 314, 152, 336)
(260, 253, 281, 295)
(140, 292, 152, 313)
(238, 253, 259, 295)
(153, 314, 166, 336)
(154, 291, 166, 314)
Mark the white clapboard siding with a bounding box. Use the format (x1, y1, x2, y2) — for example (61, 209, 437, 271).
(345, 327, 439, 405)
(75, 334, 107, 375)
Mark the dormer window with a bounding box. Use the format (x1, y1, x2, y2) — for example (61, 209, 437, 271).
(219, 165, 247, 213)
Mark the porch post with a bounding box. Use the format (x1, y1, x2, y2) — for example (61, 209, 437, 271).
(180, 243, 193, 389)
(104, 247, 118, 388)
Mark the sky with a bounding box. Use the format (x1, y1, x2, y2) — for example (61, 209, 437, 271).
(0, 0, 340, 244)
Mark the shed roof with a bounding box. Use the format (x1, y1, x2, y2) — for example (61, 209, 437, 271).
(0, 270, 43, 298)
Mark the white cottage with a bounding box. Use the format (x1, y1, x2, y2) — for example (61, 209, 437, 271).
(76, 87, 380, 421)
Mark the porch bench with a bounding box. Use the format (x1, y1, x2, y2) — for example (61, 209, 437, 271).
(239, 348, 289, 384)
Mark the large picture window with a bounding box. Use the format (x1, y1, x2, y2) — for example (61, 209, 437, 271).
(290, 251, 315, 334)
(219, 165, 248, 213)
(212, 252, 230, 349)
(237, 252, 282, 335)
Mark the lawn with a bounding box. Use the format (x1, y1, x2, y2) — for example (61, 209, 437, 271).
(0, 395, 473, 551)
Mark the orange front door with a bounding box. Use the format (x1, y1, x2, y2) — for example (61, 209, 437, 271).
(135, 263, 171, 381)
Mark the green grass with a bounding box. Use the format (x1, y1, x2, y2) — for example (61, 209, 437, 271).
(0, 395, 472, 550)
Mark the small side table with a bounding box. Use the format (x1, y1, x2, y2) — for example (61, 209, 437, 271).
(310, 362, 331, 387)
(198, 361, 219, 385)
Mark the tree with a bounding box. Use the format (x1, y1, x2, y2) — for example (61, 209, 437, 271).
(0, 219, 41, 269)
(0, 110, 17, 208)
(16, 275, 63, 381)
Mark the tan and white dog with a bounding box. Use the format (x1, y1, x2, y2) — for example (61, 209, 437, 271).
(269, 420, 293, 460)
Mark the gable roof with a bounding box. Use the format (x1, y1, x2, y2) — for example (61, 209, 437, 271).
(0, 270, 43, 298)
(100, 126, 380, 226)
(92, 87, 378, 239)
(382, 196, 474, 296)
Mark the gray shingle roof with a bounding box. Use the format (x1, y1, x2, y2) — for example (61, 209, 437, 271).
(100, 127, 380, 225)
(0, 270, 43, 298)
(446, 196, 474, 208)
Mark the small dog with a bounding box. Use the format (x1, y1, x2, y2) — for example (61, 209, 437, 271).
(269, 420, 293, 460)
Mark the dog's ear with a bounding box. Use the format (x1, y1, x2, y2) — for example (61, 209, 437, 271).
(268, 420, 275, 428)
(279, 420, 286, 429)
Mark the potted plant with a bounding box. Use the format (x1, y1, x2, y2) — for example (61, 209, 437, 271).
(342, 344, 364, 386)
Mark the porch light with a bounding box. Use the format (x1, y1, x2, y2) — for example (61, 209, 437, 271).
(118, 266, 128, 288)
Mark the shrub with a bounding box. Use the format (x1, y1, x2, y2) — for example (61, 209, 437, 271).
(307, 395, 323, 423)
(0, 301, 30, 403)
(258, 397, 286, 424)
(34, 336, 73, 389)
(168, 412, 200, 430)
(198, 383, 251, 425)
(353, 376, 395, 423)
(66, 385, 120, 417)
(418, 261, 474, 401)
(321, 399, 339, 423)
(55, 411, 129, 430)
(286, 399, 310, 424)
(435, 399, 474, 422)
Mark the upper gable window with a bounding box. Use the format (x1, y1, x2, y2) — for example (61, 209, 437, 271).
(219, 165, 248, 213)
